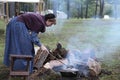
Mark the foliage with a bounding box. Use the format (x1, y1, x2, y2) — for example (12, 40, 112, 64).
(0, 19, 6, 30)
(20, 3, 35, 12)
(44, 0, 120, 18)
(0, 19, 5, 59)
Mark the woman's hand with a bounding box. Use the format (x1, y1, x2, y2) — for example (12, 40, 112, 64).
(40, 45, 49, 53)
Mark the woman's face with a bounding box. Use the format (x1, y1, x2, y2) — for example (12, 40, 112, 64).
(46, 19, 56, 27)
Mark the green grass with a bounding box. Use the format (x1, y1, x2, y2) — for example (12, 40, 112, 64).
(0, 19, 120, 80)
(0, 19, 5, 66)
(0, 19, 6, 36)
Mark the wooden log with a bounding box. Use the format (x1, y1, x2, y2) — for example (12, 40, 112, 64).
(34, 48, 49, 69)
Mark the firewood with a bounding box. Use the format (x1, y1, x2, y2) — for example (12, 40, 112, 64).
(34, 48, 49, 69)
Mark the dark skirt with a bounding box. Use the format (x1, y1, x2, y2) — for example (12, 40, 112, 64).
(3, 17, 35, 73)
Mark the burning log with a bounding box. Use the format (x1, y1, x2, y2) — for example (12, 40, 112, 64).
(43, 42, 68, 65)
(60, 68, 79, 80)
(50, 43, 68, 59)
(50, 47, 102, 80)
(87, 58, 101, 76)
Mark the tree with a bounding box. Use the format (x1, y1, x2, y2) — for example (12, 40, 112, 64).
(111, 0, 120, 19)
(85, 0, 89, 18)
(99, 0, 104, 18)
(66, 0, 70, 19)
(44, 0, 48, 10)
(52, 0, 57, 16)
(74, 0, 85, 18)
(95, 0, 99, 18)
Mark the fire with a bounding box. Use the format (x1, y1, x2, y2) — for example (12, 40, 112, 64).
(34, 43, 102, 79)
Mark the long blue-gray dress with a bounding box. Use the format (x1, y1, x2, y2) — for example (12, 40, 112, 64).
(3, 17, 42, 73)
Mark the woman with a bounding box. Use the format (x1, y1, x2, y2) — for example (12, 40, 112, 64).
(3, 13, 56, 73)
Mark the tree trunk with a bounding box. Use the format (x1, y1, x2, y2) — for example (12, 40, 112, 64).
(77, 6, 81, 19)
(95, 0, 98, 18)
(113, 1, 118, 19)
(81, 4, 83, 19)
(67, 0, 70, 19)
(53, 0, 57, 17)
(85, 1, 89, 18)
(99, 0, 104, 18)
(44, 0, 48, 10)
(76, 2, 81, 19)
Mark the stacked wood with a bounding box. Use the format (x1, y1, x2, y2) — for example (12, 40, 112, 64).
(31, 43, 67, 79)
(34, 48, 49, 70)
(43, 43, 68, 64)
(32, 43, 111, 80)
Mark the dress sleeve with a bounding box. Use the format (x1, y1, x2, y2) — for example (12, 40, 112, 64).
(30, 31, 41, 47)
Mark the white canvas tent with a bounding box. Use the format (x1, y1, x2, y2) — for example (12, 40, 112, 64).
(0, 0, 40, 3)
(0, 0, 44, 22)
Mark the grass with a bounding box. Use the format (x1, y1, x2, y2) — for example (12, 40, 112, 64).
(0, 19, 5, 65)
(0, 18, 120, 80)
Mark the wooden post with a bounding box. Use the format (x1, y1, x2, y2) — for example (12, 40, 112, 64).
(15, 2, 20, 16)
(6, 2, 9, 23)
(38, 0, 44, 13)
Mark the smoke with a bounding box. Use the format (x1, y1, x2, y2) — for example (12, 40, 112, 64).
(98, 22, 120, 58)
(45, 0, 66, 32)
(46, 0, 120, 62)
(65, 20, 120, 62)
(46, 19, 66, 34)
